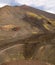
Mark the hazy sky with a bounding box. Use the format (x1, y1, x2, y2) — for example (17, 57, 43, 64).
(0, 0, 55, 14)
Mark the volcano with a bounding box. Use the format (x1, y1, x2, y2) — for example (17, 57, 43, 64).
(0, 5, 55, 65)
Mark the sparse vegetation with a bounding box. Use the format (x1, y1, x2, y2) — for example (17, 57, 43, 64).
(0, 25, 20, 31)
(0, 5, 55, 65)
(26, 12, 42, 20)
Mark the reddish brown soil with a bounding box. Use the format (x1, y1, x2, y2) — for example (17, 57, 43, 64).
(1, 60, 49, 65)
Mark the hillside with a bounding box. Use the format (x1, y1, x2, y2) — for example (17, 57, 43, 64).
(0, 5, 55, 65)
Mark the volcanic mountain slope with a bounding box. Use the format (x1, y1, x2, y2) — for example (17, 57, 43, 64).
(0, 5, 55, 32)
(0, 5, 55, 43)
(0, 5, 55, 65)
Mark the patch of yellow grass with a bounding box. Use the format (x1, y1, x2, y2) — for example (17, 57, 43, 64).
(1, 24, 16, 31)
(26, 12, 42, 20)
(43, 23, 50, 31)
(41, 15, 55, 26)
